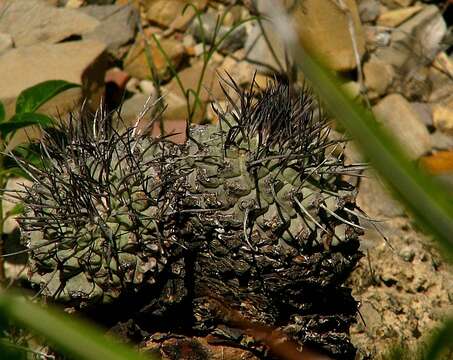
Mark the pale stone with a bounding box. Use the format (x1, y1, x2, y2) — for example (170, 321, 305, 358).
(219, 57, 255, 86)
(247, 0, 365, 72)
(433, 103, 453, 135)
(165, 60, 224, 104)
(124, 34, 184, 81)
(80, 4, 138, 55)
(357, 170, 405, 218)
(139, 80, 156, 96)
(363, 57, 394, 95)
(0, 40, 107, 146)
(0, 0, 99, 47)
(146, 0, 208, 31)
(373, 94, 431, 159)
(291, 0, 366, 71)
(377, 5, 423, 28)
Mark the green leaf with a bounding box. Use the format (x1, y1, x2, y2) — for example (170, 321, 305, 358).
(0, 102, 5, 123)
(0, 113, 54, 140)
(0, 292, 155, 360)
(15, 80, 79, 114)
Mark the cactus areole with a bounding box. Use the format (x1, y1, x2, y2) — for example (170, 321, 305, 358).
(17, 80, 364, 358)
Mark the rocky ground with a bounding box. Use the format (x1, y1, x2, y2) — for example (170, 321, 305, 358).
(1, 0, 453, 359)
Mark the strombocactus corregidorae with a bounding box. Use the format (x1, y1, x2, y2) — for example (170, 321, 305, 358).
(16, 79, 365, 358)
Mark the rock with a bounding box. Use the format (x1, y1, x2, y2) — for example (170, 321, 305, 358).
(146, 0, 208, 31)
(373, 94, 431, 159)
(117, 93, 156, 128)
(357, 0, 380, 23)
(244, 22, 285, 74)
(124, 33, 185, 81)
(377, 5, 423, 28)
(399, 246, 415, 262)
(363, 57, 394, 96)
(0, 33, 13, 55)
(251, 0, 366, 72)
(292, 0, 366, 71)
(359, 302, 383, 336)
(410, 102, 432, 127)
(189, 12, 246, 53)
(432, 102, 453, 134)
(0, 40, 107, 124)
(219, 56, 255, 86)
(401, 66, 431, 102)
(80, 4, 138, 56)
(139, 80, 156, 96)
(164, 59, 224, 107)
(420, 151, 453, 175)
(430, 131, 453, 151)
(0, 0, 99, 47)
(357, 170, 405, 218)
(364, 26, 391, 51)
(375, 6, 446, 72)
(382, 0, 415, 8)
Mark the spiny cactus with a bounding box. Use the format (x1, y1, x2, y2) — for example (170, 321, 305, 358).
(15, 79, 365, 358)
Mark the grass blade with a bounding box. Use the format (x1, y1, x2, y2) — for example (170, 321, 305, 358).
(0, 291, 155, 360)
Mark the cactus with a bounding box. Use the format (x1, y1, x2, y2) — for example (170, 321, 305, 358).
(16, 79, 365, 358)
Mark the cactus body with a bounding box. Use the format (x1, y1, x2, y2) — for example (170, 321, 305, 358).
(17, 81, 363, 358)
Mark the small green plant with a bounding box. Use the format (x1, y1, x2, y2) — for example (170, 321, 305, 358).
(0, 80, 79, 281)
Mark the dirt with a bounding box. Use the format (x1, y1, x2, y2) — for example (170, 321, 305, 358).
(348, 213, 453, 359)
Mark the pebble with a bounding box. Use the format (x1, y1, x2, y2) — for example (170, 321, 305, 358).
(373, 93, 432, 159)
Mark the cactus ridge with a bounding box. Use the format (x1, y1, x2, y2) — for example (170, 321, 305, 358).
(15, 79, 365, 358)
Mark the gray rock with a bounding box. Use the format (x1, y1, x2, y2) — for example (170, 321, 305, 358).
(373, 94, 432, 159)
(244, 22, 286, 74)
(0, 0, 99, 47)
(190, 12, 246, 53)
(80, 4, 138, 56)
(358, 0, 380, 23)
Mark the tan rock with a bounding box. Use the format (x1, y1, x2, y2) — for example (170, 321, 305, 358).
(0, 40, 107, 146)
(146, 0, 208, 31)
(124, 33, 185, 81)
(160, 88, 206, 123)
(373, 94, 431, 159)
(165, 60, 224, 104)
(433, 102, 453, 135)
(0, 0, 99, 47)
(377, 5, 423, 28)
(291, 0, 366, 71)
(363, 58, 394, 95)
(219, 57, 255, 86)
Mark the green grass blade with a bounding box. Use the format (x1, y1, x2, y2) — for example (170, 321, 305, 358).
(425, 318, 453, 360)
(0, 292, 155, 360)
(0, 102, 5, 123)
(15, 80, 79, 114)
(268, 2, 453, 257)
